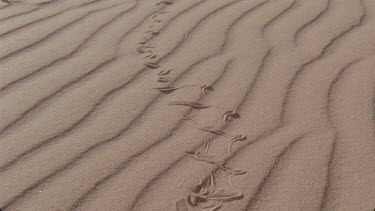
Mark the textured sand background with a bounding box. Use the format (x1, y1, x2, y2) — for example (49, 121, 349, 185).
(0, 0, 375, 210)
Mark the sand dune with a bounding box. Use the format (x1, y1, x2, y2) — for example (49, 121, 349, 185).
(0, 0, 374, 210)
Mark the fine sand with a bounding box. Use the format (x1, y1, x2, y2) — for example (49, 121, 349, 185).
(0, 0, 375, 210)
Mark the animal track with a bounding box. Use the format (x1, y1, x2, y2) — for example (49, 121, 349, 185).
(169, 101, 210, 109)
(157, 76, 174, 82)
(156, 0, 174, 6)
(154, 86, 179, 93)
(157, 68, 173, 76)
(144, 62, 160, 69)
(136, 1, 248, 210)
(199, 126, 226, 136)
(222, 110, 239, 125)
(227, 135, 247, 153)
(201, 84, 213, 96)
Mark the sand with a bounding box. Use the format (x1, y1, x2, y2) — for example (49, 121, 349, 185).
(0, 0, 374, 210)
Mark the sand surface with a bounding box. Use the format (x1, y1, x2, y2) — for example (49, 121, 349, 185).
(0, 0, 375, 210)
